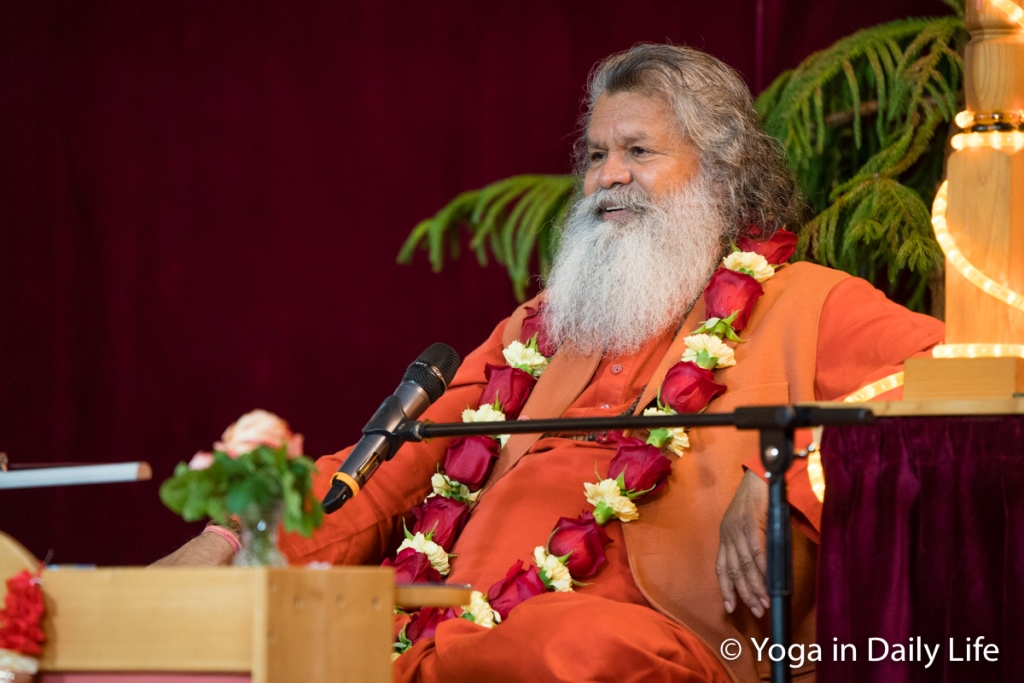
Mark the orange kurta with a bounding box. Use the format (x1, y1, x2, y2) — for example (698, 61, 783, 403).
(281, 263, 944, 683)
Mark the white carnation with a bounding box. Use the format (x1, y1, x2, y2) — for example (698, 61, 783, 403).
(643, 407, 690, 455)
(0, 649, 38, 674)
(682, 334, 736, 369)
(430, 472, 449, 497)
(502, 340, 550, 378)
(722, 251, 775, 283)
(461, 590, 499, 627)
(429, 473, 479, 503)
(397, 532, 451, 576)
(533, 546, 574, 592)
(584, 478, 639, 522)
(462, 404, 506, 423)
(461, 405, 509, 448)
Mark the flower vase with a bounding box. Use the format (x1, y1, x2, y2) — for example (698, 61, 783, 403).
(233, 503, 288, 567)
(0, 670, 34, 683)
(0, 650, 37, 683)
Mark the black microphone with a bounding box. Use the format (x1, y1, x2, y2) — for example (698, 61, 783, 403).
(321, 343, 461, 514)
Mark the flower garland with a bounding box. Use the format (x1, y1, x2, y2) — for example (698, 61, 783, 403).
(0, 566, 46, 676)
(390, 230, 799, 656)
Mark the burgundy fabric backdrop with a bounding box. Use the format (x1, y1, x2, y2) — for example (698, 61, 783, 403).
(819, 417, 1024, 682)
(0, 0, 949, 565)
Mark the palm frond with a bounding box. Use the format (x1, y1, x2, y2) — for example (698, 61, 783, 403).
(397, 175, 577, 299)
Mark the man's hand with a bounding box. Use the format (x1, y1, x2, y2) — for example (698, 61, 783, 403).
(149, 531, 236, 567)
(716, 469, 770, 618)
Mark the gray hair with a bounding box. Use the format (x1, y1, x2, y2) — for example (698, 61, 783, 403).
(577, 43, 802, 239)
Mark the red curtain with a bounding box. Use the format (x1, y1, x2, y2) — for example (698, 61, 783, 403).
(0, 0, 948, 565)
(819, 417, 1024, 682)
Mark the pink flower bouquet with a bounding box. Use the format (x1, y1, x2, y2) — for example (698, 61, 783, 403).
(159, 409, 323, 537)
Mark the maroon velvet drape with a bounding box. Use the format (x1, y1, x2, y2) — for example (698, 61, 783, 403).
(0, 0, 948, 565)
(818, 416, 1024, 682)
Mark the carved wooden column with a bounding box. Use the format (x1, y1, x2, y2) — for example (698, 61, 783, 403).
(944, 0, 1024, 345)
(905, 0, 1024, 399)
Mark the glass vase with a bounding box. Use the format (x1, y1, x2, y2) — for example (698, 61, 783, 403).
(0, 650, 37, 682)
(233, 502, 288, 567)
(0, 671, 34, 683)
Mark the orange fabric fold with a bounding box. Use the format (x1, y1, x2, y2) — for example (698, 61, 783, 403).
(393, 593, 732, 683)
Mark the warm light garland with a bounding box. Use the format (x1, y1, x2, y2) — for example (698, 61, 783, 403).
(932, 343, 1024, 358)
(807, 450, 825, 504)
(930, 181, 1024, 313)
(991, 0, 1024, 28)
(842, 372, 905, 402)
(950, 130, 1024, 152)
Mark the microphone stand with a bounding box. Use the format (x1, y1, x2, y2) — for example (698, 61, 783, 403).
(393, 405, 873, 683)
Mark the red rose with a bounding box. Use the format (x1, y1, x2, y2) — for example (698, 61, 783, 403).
(704, 267, 764, 332)
(442, 435, 500, 491)
(608, 434, 674, 496)
(384, 547, 442, 584)
(0, 628, 45, 656)
(736, 229, 798, 265)
(479, 364, 536, 419)
(661, 361, 727, 414)
(547, 511, 610, 579)
(520, 303, 556, 357)
(405, 607, 455, 644)
(0, 570, 45, 655)
(486, 561, 548, 621)
(411, 496, 470, 551)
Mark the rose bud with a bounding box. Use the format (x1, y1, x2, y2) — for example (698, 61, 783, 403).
(608, 434, 674, 497)
(704, 268, 764, 332)
(442, 435, 500, 491)
(411, 496, 470, 551)
(214, 408, 304, 458)
(187, 451, 215, 471)
(384, 547, 443, 584)
(520, 303, 557, 357)
(736, 229, 798, 265)
(547, 511, 610, 579)
(405, 607, 454, 644)
(479, 364, 536, 420)
(486, 561, 548, 621)
(661, 361, 727, 414)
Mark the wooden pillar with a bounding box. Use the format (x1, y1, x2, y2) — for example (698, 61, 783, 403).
(944, 0, 1024, 345)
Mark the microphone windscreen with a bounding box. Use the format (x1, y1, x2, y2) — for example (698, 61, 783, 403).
(402, 343, 461, 402)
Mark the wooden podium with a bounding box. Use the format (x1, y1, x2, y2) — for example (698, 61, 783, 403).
(0, 532, 470, 683)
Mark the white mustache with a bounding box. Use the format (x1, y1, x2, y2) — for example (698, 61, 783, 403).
(580, 185, 656, 216)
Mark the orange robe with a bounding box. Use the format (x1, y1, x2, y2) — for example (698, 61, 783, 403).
(281, 264, 944, 682)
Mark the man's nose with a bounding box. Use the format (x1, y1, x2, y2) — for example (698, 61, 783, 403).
(597, 153, 631, 189)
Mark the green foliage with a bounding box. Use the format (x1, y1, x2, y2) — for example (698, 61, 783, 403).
(159, 445, 324, 538)
(397, 174, 577, 300)
(757, 14, 965, 310)
(398, 5, 966, 311)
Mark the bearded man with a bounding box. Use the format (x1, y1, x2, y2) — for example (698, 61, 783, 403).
(157, 44, 944, 682)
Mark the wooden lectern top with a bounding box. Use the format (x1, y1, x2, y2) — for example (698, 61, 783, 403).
(0, 532, 470, 683)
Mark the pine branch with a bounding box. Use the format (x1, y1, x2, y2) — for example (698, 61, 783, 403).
(397, 175, 576, 300)
(757, 11, 966, 311)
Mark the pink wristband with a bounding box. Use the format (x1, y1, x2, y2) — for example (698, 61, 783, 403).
(203, 523, 241, 553)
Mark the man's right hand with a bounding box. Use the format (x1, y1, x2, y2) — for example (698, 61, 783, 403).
(149, 531, 236, 567)
(716, 469, 770, 618)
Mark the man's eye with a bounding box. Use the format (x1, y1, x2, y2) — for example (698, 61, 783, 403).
(631, 146, 650, 157)
(588, 151, 606, 163)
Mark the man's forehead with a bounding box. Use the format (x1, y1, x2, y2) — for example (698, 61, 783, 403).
(586, 91, 678, 144)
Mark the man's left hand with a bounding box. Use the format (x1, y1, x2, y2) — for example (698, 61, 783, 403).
(716, 469, 770, 618)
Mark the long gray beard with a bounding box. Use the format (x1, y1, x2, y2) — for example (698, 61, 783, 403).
(544, 175, 729, 356)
